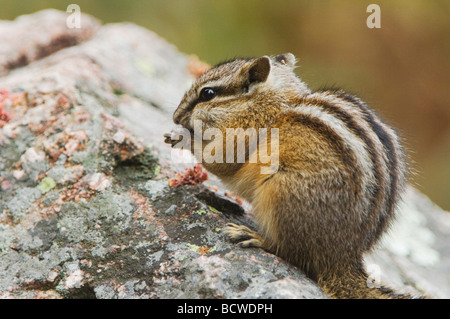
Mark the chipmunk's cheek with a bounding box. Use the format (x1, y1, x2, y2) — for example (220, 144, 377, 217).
(190, 108, 207, 126)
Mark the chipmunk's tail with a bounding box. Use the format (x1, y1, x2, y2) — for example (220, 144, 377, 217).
(317, 265, 421, 299)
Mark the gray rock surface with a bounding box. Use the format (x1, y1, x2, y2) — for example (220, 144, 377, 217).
(0, 10, 448, 299)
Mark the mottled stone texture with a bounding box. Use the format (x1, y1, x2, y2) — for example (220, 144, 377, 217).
(0, 10, 448, 299)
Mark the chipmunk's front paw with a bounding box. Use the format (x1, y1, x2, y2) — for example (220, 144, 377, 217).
(223, 223, 265, 249)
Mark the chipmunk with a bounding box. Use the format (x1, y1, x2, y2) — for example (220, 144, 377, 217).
(165, 53, 413, 299)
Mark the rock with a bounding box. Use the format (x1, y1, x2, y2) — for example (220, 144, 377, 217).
(0, 9, 449, 299)
(0, 9, 100, 77)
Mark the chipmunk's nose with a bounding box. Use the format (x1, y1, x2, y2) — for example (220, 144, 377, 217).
(173, 109, 181, 125)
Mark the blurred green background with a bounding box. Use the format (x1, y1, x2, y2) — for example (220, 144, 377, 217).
(1, 0, 449, 210)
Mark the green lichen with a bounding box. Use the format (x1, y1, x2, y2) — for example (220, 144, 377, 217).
(37, 177, 56, 194)
(194, 209, 207, 215)
(186, 243, 200, 252)
(207, 206, 222, 214)
(134, 57, 155, 76)
(208, 246, 217, 253)
(153, 165, 161, 176)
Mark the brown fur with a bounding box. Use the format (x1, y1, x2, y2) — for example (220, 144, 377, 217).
(167, 53, 415, 299)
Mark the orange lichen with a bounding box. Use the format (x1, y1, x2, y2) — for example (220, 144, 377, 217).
(168, 164, 208, 188)
(198, 246, 211, 255)
(0, 89, 13, 127)
(224, 191, 244, 206)
(187, 55, 210, 79)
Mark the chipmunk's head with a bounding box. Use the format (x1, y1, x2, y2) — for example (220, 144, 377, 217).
(173, 53, 310, 131)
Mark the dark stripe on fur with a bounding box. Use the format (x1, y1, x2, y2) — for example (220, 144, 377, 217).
(286, 111, 362, 193)
(332, 90, 400, 242)
(299, 93, 387, 247)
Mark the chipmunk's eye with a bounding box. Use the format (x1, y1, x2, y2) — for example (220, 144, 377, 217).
(199, 87, 217, 102)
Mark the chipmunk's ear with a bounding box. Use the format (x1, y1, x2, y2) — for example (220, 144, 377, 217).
(274, 53, 296, 68)
(247, 56, 271, 84)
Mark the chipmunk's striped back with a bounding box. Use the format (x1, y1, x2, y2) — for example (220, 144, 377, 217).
(293, 88, 407, 250)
